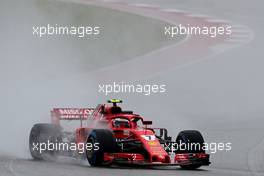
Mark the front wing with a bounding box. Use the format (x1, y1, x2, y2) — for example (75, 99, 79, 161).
(104, 152, 210, 166)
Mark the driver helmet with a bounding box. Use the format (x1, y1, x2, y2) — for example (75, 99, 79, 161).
(112, 118, 130, 128)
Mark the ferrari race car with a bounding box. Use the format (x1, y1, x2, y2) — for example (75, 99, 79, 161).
(29, 99, 210, 169)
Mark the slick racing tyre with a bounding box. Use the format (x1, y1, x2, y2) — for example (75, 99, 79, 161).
(176, 130, 205, 169)
(86, 129, 117, 166)
(29, 123, 61, 160)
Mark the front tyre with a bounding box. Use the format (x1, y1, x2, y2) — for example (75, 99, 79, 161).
(86, 129, 117, 167)
(176, 130, 205, 169)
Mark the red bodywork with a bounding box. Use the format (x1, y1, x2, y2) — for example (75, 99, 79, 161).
(50, 104, 210, 166)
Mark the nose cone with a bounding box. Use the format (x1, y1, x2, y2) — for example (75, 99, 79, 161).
(152, 154, 169, 163)
(157, 155, 165, 161)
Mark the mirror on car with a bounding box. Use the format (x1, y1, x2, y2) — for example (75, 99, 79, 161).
(143, 120, 152, 125)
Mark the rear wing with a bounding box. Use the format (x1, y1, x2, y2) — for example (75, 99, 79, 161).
(51, 108, 94, 125)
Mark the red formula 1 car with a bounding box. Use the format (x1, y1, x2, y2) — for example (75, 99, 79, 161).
(29, 99, 210, 169)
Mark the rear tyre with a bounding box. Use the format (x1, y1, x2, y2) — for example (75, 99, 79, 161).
(176, 130, 205, 169)
(86, 129, 117, 167)
(29, 123, 61, 160)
